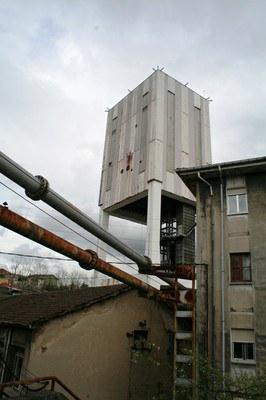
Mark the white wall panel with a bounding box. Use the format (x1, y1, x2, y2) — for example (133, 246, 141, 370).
(99, 70, 210, 221)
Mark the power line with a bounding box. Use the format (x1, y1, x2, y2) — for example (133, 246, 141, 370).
(0, 181, 161, 286)
(0, 250, 136, 264)
(0, 180, 133, 263)
(0, 251, 73, 261)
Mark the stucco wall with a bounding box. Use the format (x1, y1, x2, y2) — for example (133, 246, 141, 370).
(26, 290, 173, 400)
(196, 172, 265, 375)
(247, 173, 266, 369)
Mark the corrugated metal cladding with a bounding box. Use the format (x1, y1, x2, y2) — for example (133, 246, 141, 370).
(99, 70, 211, 212)
(194, 107, 202, 165)
(139, 105, 148, 173)
(167, 91, 175, 172)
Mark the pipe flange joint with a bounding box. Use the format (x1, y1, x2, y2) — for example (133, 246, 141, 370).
(25, 175, 49, 201)
(79, 249, 98, 271)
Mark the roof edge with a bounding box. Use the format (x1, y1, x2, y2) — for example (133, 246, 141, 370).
(176, 156, 266, 177)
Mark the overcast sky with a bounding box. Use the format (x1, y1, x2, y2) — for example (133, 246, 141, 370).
(0, 0, 266, 281)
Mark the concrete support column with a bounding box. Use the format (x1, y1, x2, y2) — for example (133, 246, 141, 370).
(94, 209, 110, 286)
(97, 209, 110, 260)
(145, 180, 162, 265)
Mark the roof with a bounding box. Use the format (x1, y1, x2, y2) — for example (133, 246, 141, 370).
(176, 156, 266, 194)
(28, 274, 59, 280)
(0, 268, 11, 275)
(110, 70, 207, 110)
(0, 285, 130, 328)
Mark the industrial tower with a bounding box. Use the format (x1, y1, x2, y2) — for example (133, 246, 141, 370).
(97, 70, 211, 283)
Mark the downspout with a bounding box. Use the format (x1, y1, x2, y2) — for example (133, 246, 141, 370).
(197, 172, 213, 196)
(218, 165, 225, 379)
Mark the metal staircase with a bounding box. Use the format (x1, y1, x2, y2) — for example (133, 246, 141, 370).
(157, 202, 196, 399)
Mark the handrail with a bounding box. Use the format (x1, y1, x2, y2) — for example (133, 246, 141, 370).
(0, 375, 82, 400)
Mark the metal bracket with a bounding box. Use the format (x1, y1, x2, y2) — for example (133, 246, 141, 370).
(25, 175, 49, 201)
(79, 249, 98, 270)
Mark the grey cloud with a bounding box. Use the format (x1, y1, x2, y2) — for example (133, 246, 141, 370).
(0, 0, 265, 261)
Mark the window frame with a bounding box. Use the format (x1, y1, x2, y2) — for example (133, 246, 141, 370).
(227, 193, 248, 215)
(230, 253, 252, 283)
(232, 341, 255, 364)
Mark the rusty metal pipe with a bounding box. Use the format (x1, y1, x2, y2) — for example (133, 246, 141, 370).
(0, 151, 151, 270)
(153, 264, 195, 280)
(0, 206, 158, 295)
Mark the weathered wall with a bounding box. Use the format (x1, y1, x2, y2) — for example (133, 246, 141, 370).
(196, 172, 265, 375)
(247, 173, 266, 370)
(26, 290, 173, 400)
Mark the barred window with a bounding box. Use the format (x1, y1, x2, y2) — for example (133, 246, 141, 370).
(230, 253, 251, 282)
(233, 342, 254, 361)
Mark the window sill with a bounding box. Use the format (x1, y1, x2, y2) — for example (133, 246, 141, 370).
(230, 282, 253, 286)
(231, 360, 256, 366)
(227, 212, 248, 216)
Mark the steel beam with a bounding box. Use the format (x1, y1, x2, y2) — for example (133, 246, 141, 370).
(0, 206, 157, 295)
(0, 151, 151, 270)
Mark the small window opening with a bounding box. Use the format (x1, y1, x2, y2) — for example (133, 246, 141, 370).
(227, 193, 248, 215)
(233, 342, 254, 361)
(230, 253, 252, 282)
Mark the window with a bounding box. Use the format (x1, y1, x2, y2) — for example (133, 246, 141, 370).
(227, 193, 248, 214)
(233, 342, 254, 362)
(230, 253, 252, 282)
(4, 345, 25, 382)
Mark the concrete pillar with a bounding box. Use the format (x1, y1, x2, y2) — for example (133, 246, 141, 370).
(145, 180, 162, 265)
(94, 209, 110, 286)
(97, 209, 110, 260)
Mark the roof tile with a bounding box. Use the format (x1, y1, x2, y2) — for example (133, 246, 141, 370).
(0, 285, 129, 328)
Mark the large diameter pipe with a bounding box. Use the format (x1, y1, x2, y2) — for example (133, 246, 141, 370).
(0, 151, 150, 270)
(0, 206, 157, 295)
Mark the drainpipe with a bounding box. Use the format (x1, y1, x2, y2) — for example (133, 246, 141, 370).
(197, 172, 213, 197)
(218, 165, 225, 379)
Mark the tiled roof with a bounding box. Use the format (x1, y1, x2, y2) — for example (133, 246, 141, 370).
(0, 285, 129, 328)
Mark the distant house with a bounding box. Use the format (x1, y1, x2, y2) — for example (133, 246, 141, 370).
(0, 268, 12, 286)
(0, 285, 173, 400)
(25, 274, 59, 289)
(0, 268, 22, 299)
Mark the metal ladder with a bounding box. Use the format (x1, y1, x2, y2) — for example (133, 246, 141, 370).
(173, 266, 196, 400)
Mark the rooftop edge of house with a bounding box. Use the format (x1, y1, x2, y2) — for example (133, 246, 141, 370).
(176, 156, 266, 194)
(0, 285, 130, 329)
